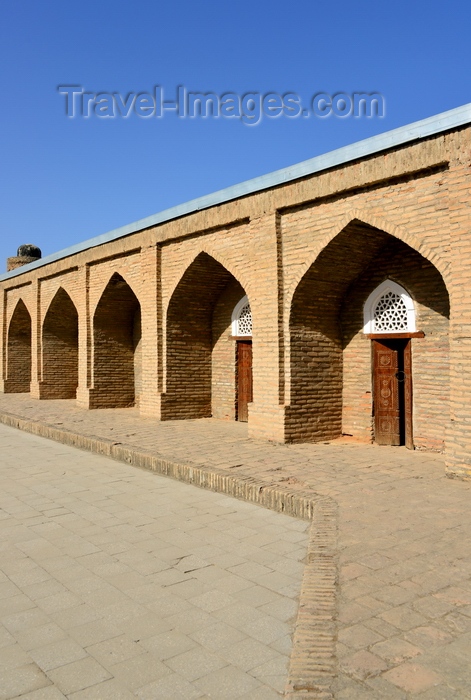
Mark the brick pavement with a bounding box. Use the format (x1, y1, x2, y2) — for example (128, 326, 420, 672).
(0, 422, 310, 699)
(0, 394, 471, 698)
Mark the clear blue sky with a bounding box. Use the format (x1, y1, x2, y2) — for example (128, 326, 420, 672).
(1, 0, 470, 269)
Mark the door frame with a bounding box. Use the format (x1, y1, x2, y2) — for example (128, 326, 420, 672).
(371, 336, 414, 449)
(235, 338, 252, 422)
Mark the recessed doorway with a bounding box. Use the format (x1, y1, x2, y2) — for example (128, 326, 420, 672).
(236, 340, 252, 422)
(373, 338, 413, 448)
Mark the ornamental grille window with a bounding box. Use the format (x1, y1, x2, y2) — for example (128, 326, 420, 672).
(363, 280, 416, 334)
(237, 303, 252, 336)
(373, 291, 408, 331)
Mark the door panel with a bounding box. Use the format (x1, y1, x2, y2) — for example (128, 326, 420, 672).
(237, 341, 252, 422)
(373, 340, 401, 445)
(373, 339, 413, 447)
(404, 340, 413, 449)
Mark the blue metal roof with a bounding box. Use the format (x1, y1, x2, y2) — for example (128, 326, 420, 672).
(2, 102, 471, 282)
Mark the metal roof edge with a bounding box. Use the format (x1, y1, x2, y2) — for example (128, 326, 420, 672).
(2, 102, 471, 282)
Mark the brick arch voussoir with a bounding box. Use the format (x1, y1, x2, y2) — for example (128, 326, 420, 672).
(43, 286, 79, 325)
(166, 248, 253, 311)
(343, 211, 451, 287)
(92, 270, 141, 318)
(8, 297, 33, 329)
(286, 210, 451, 313)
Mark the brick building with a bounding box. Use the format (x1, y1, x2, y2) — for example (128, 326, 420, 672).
(1, 104, 470, 479)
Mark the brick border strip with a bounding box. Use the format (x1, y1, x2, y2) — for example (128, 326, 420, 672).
(0, 408, 339, 699)
(285, 498, 338, 699)
(0, 409, 322, 519)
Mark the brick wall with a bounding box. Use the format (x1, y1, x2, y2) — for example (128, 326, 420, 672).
(286, 222, 390, 442)
(90, 273, 141, 408)
(6, 256, 40, 272)
(341, 234, 450, 450)
(1, 125, 470, 477)
(286, 220, 450, 447)
(212, 279, 246, 420)
(5, 300, 31, 392)
(162, 252, 236, 419)
(41, 288, 79, 399)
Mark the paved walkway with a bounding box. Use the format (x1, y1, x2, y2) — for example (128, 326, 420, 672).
(0, 422, 309, 699)
(0, 394, 471, 698)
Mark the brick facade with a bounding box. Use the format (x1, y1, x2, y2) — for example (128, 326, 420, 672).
(4, 299, 32, 393)
(1, 111, 471, 478)
(40, 288, 79, 400)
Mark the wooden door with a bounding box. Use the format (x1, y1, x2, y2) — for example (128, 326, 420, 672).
(373, 339, 413, 447)
(403, 340, 413, 449)
(374, 340, 401, 445)
(237, 341, 252, 422)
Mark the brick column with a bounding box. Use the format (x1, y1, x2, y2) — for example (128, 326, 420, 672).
(6, 256, 40, 272)
(139, 244, 162, 418)
(447, 351, 471, 478)
(444, 143, 471, 479)
(75, 265, 90, 407)
(446, 283, 471, 478)
(29, 280, 41, 398)
(247, 214, 286, 442)
(0, 287, 6, 392)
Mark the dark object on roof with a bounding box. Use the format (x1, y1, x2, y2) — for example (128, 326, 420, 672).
(17, 244, 42, 259)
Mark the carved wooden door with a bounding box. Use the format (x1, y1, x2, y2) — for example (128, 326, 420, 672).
(403, 340, 413, 449)
(373, 339, 412, 447)
(374, 340, 401, 445)
(237, 341, 252, 422)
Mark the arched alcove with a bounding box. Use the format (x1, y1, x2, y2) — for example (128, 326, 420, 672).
(231, 295, 253, 421)
(92, 273, 141, 408)
(42, 288, 79, 398)
(288, 220, 450, 450)
(6, 300, 32, 392)
(163, 252, 250, 421)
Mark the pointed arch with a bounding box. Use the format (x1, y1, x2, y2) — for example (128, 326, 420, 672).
(231, 295, 252, 337)
(287, 219, 450, 447)
(92, 270, 139, 315)
(6, 300, 32, 392)
(286, 214, 451, 310)
(163, 252, 251, 421)
(92, 273, 141, 408)
(167, 247, 252, 308)
(42, 288, 79, 399)
(334, 210, 449, 281)
(363, 280, 416, 334)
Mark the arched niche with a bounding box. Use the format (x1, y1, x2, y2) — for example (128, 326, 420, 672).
(288, 219, 450, 450)
(163, 252, 250, 421)
(42, 288, 79, 398)
(92, 273, 141, 408)
(6, 300, 32, 392)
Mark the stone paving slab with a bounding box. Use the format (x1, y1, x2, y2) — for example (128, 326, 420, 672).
(1, 394, 471, 698)
(0, 422, 310, 699)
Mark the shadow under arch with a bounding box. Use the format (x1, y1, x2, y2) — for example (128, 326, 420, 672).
(168, 246, 252, 307)
(286, 212, 450, 310)
(91, 273, 141, 409)
(6, 299, 32, 392)
(287, 219, 450, 447)
(163, 251, 249, 421)
(42, 288, 79, 399)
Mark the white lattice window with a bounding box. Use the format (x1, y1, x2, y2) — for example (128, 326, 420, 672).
(363, 280, 416, 334)
(232, 296, 252, 336)
(374, 291, 408, 331)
